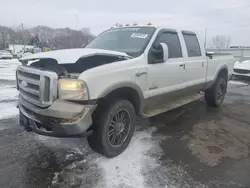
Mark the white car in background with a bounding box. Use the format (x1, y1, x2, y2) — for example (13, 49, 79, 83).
(233, 60, 250, 77)
(0, 50, 13, 59)
(17, 51, 33, 59)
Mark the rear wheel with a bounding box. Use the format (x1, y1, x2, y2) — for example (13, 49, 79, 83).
(205, 76, 227, 107)
(87, 99, 136, 157)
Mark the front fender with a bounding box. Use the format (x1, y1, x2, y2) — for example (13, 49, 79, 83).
(98, 82, 145, 114)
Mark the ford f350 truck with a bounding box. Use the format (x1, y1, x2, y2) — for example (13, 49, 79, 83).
(16, 26, 234, 157)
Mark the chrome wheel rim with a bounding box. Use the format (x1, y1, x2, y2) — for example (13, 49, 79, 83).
(108, 109, 131, 147)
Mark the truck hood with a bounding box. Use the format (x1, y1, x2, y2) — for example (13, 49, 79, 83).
(19, 48, 132, 64)
(234, 60, 250, 70)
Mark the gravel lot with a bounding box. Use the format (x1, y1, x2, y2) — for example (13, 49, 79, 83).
(0, 59, 250, 188)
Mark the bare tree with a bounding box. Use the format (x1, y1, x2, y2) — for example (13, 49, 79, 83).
(212, 35, 231, 48)
(0, 24, 95, 50)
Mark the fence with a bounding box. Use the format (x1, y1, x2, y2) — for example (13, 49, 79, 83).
(206, 48, 250, 62)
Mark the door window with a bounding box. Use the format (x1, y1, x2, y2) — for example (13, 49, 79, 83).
(154, 31, 182, 59)
(182, 32, 202, 57)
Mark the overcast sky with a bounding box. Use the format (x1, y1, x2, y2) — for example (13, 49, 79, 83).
(1, 0, 250, 45)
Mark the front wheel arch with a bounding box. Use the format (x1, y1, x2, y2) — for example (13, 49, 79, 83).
(97, 84, 144, 115)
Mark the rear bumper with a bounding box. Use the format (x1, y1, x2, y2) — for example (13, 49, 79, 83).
(19, 96, 95, 137)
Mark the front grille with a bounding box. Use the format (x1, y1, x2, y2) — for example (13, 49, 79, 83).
(17, 65, 58, 108)
(234, 69, 250, 74)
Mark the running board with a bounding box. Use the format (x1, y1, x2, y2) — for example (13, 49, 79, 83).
(142, 93, 202, 118)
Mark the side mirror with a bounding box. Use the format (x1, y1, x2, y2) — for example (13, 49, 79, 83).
(159, 43, 169, 62)
(151, 43, 169, 64)
(206, 51, 213, 59)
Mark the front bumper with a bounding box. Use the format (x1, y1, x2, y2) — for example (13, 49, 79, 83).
(233, 72, 250, 77)
(19, 96, 95, 137)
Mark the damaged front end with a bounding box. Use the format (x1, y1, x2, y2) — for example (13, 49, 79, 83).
(17, 64, 93, 137)
(17, 50, 129, 137)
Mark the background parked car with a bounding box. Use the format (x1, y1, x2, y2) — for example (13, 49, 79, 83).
(0, 50, 13, 59)
(233, 60, 250, 78)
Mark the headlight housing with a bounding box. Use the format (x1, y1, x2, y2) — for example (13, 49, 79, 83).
(58, 79, 89, 101)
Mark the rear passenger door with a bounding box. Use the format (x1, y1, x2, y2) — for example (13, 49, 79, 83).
(182, 31, 206, 92)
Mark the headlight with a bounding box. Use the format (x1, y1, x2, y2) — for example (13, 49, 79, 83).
(59, 79, 88, 101)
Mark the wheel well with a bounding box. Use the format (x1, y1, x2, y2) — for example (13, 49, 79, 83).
(218, 68, 228, 81)
(97, 87, 141, 115)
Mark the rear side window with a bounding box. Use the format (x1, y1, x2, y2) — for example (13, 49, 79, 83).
(182, 32, 202, 57)
(155, 32, 182, 58)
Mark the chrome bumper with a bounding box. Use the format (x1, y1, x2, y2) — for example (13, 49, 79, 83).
(19, 96, 95, 137)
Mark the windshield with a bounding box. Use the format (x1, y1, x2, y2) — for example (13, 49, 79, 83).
(85, 27, 156, 57)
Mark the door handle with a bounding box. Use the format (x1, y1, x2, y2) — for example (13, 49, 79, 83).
(179, 64, 186, 69)
(135, 71, 147, 77)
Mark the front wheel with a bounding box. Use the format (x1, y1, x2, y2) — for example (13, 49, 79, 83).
(87, 99, 136, 157)
(205, 77, 227, 107)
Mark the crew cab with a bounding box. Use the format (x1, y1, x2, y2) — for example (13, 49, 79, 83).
(16, 26, 234, 157)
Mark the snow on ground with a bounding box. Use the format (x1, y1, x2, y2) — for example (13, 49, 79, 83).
(0, 102, 19, 119)
(96, 127, 164, 188)
(39, 126, 168, 188)
(0, 86, 18, 101)
(0, 60, 19, 120)
(229, 80, 249, 86)
(0, 59, 20, 80)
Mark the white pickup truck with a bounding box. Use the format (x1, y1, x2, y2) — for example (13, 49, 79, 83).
(16, 26, 234, 157)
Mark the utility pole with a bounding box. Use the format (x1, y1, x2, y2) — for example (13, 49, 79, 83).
(204, 27, 208, 48)
(21, 23, 25, 50)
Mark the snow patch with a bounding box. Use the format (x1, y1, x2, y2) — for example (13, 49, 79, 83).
(70, 147, 84, 155)
(0, 87, 18, 101)
(0, 59, 20, 80)
(97, 127, 165, 188)
(66, 153, 74, 160)
(229, 80, 248, 86)
(52, 172, 60, 185)
(0, 102, 18, 119)
(0, 125, 8, 131)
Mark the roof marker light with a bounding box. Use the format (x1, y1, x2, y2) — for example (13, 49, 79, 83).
(147, 22, 152, 26)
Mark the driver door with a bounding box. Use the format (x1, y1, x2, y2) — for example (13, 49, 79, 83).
(145, 30, 186, 109)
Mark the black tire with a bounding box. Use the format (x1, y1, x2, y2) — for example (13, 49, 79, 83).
(87, 99, 136, 157)
(205, 76, 227, 107)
